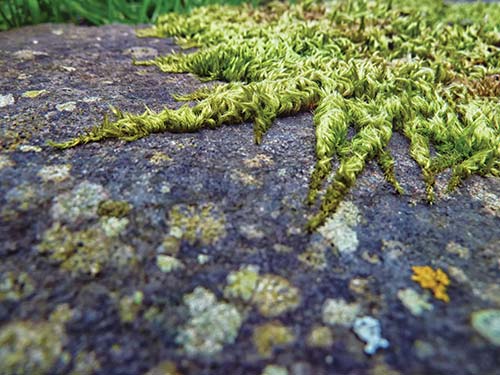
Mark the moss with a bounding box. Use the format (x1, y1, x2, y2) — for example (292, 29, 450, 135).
(97, 199, 132, 218)
(50, 0, 500, 231)
(168, 202, 226, 246)
(176, 287, 242, 356)
(37, 222, 135, 276)
(224, 265, 301, 317)
(253, 321, 295, 358)
(0, 271, 35, 301)
(0, 320, 68, 375)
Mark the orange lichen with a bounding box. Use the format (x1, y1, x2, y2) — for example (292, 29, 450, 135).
(411, 266, 450, 303)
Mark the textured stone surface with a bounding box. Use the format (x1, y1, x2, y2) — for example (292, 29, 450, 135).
(0, 24, 499, 375)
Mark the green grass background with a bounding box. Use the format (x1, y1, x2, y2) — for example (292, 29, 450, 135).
(0, 0, 268, 30)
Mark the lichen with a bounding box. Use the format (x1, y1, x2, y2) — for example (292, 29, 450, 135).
(353, 316, 390, 355)
(70, 351, 101, 375)
(411, 266, 450, 303)
(471, 309, 500, 346)
(168, 202, 226, 246)
(97, 199, 132, 218)
(322, 298, 361, 327)
(21, 90, 47, 98)
(224, 265, 301, 317)
(262, 364, 289, 375)
(49, 0, 500, 230)
(51, 181, 108, 224)
(317, 201, 360, 255)
(0, 320, 68, 375)
(0, 271, 35, 301)
(0, 93, 15, 107)
(118, 291, 144, 323)
(37, 164, 72, 183)
(144, 361, 181, 375)
(176, 286, 242, 356)
(307, 325, 333, 348)
(397, 288, 433, 316)
(0, 155, 14, 170)
(156, 254, 184, 273)
(253, 321, 295, 358)
(37, 221, 135, 276)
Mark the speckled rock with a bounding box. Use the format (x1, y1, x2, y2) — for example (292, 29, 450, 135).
(0, 23, 499, 375)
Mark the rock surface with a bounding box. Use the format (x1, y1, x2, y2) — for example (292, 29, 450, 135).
(1, 24, 499, 375)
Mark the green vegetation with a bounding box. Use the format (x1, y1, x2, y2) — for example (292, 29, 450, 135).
(0, 0, 266, 30)
(50, 0, 500, 230)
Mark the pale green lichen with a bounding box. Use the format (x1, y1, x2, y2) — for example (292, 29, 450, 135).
(0, 320, 68, 375)
(318, 201, 360, 255)
(37, 164, 72, 183)
(253, 321, 295, 358)
(49, 0, 500, 230)
(0, 271, 35, 301)
(37, 222, 135, 276)
(21, 90, 47, 98)
(224, 265, 301, 317)
(51, 181, 108, 223)
(446, 241, 470, 259)
(397, 288, 433, 316)
(156, 254, 184, 273)
(322, 298, 361, 327)
(471, 309, 500, 346)
(262, 364, 289, 375)
(0, 93, 15, 107)
(69, 351, 101, 375)
(118, 291, 144, 323)
(0, 155, 14, 170)
(307, 325, 334, 348)
(100, 217, 129, 237)
(168, 202, 226, 246)
(56, 101, 77, 112)
(298, 241, 327, 270)
(176, 287, 242, 356)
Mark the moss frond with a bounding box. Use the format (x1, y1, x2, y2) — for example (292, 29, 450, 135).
(50, 0, 500, 231)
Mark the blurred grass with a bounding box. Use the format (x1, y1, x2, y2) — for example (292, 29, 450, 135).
(0, 0, 267, 30)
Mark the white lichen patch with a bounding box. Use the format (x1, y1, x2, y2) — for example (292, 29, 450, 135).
(262, 365, 289, 375)
(446, 241, 470, 259)
(13, 50, 48, 60)
(0, 94, 15, 107)
(156, 255, 184, 273)
(244, 154, 274, 168)
(471, 309, 500, 346)
(224, 265, 301, 317)
(176, 287, 242, 356)
(51, 181, 108, 223)
(322, 298, 361, 327)
(56, 101, 77, 112)
(239, 224, 265, 240)
(397, 288, 433, 316)
(38, 164, 72, 183)
(0, 155, 14, 170)
(318, 201, 360, 255)
(100, 217, 129, 237)
(22, 90, 47, 98)
(353, 316, 389, 355)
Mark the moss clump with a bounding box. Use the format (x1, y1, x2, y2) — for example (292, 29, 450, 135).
(168, 202, 226, 246)
(97, 199, 132, 218)
(0, 320, 68, 375)
(50, 0, 500, 230)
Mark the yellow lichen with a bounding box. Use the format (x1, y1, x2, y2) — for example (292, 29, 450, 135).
(253, 321, 295, 358)
(411, 266, 450, 303)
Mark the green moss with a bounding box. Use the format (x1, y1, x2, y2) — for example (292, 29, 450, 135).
(50, 0, 500, 230)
